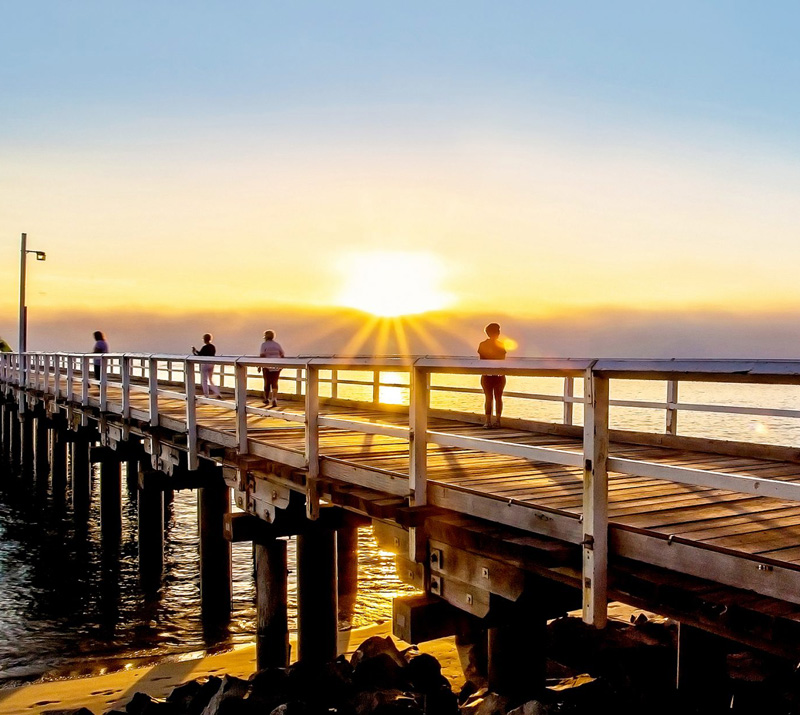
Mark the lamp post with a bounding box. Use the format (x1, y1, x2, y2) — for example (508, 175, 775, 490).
(18, 232, 46, 383)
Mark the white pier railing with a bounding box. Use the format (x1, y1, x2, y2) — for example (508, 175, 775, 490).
(4, 352, 800, 626)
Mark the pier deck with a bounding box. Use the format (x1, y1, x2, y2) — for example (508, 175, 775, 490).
(5, 353, 800, 657)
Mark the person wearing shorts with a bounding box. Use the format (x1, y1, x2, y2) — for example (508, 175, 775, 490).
(477, 322, 506, 428)
(259, 330, 285, 407)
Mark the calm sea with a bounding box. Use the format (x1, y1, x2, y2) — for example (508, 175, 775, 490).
(1, 375, 799, 687)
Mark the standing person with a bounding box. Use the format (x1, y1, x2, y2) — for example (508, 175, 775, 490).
(92, 330, 109, 382)
(477, 322, 506, 428)
(259, 330, 285, 407)
(192, 333, 221, 398)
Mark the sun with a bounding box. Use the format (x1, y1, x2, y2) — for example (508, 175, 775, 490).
(337, 250, 452, 317)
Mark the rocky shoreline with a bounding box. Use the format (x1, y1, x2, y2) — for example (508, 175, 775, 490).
(27, 612, 800, 715)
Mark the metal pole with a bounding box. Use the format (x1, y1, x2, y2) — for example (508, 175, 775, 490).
(19, 232, 27, 356)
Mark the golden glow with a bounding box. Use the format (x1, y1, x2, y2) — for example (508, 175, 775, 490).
(337, 251, 452, 317)
(501, 337, 518, 352)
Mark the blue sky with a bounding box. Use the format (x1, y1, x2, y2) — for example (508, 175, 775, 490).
(4, 2, 799, 141)
(2, 2, 800, 354)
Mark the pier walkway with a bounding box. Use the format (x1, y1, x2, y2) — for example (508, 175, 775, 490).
(4, 352, 800, 676)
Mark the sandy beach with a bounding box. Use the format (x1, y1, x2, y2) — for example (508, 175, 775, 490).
(0, 623, 464, 715)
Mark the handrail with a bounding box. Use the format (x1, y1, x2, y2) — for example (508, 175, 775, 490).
(6, 350, 800, 630)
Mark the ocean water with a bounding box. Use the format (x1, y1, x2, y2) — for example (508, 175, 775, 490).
(1, 374, 799, 687)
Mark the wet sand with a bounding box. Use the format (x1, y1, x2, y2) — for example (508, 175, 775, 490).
(0, 622, 464, 715)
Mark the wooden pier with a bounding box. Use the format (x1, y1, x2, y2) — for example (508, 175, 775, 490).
(4, 352, 800, 694)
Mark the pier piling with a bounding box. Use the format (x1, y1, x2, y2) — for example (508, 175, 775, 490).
(21, 409, 34, 475)
(71, 433, 92, 517)
(96, 447, 122, 540)
(138, 470, 165, 590)
(255, 537, 290, 669)
(9, 405, 21, 467)
(297, 526, 338, 663)
(1, 401, 11, 461)
(50, 417, 69, 495)
(337, 524, 359, 624)
(487, 597, 547, 699)
(34, 411, 50, 484)
(198, 475, 232, 621)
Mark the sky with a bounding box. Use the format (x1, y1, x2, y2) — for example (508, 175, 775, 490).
(2, 2, 800, 356)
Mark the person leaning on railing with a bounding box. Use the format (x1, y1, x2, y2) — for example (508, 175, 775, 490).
(478, 322, 506, 429)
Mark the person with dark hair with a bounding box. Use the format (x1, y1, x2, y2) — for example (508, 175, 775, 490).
(259, 330, 285, 407)
(92, 330, 108, 382)
(192, 333, 221, 398)
(477, 322, 506, 428)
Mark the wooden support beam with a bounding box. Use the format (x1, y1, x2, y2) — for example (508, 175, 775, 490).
(392, 593, 482, 644)
(297, 526, 338, 663)
(198, 479, 232, 621)
(9, 406, 21, 467)
(488, 600, 547, 700)
(99, 452, 122, 542)
(337, 524, 359, 625)
(138, 470, 166, 591)
(34, 414, 50, 484)
(51, 418, 69, 496)
(21, 410, 34, 475)
(255, 538, 290, 669)
(1, 403, 12, 462)
(71, 437, 92, 518)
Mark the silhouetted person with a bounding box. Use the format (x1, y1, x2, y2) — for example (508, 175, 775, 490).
(259, 330, 285, 407)
(478, 322, 506, 428)
(92, 330, 108, 381)
(192, 333, 221, 398)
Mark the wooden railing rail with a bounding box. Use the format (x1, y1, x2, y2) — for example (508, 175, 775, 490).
(7, 352, 800, 629)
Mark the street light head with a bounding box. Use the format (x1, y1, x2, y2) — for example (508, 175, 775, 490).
(35, 252, 46, 261)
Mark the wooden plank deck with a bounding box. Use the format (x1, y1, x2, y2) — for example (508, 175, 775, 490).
(96, 384, 800, 578)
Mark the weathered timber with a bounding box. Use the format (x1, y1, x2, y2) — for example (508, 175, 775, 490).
(254, 537, 289, 669)
(337, 524, 359, 624)
(138, 470, 165, 590)
(393, 592, 482, 644)
(99, 450, 122, 540)
(198, 477, 232, 621)
(296, 525, 338, 663)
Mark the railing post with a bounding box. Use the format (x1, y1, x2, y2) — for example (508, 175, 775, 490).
(409, 364, 429, 507)
(186, 360, 199, 469)
(82, 355, 90, 406)
(122, 356, 131, 419)
(408, 363, 429, 563)
(148, 357, 159, 427)
(331, 368, 338, 399)
(67, 356, 74, 403)
(666, 379, 679, 436)
(372, 369, 380, 404)
(43, 354, 51, 394)
(100, 355, 108, 411)
(582, 367, 609, 628)
(563, 376, 574, 426)
(235, 360, 248, 453)
(304, 362, 320, 520)
(53, 354, 62, 398)
(295, 368, 303, 397)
